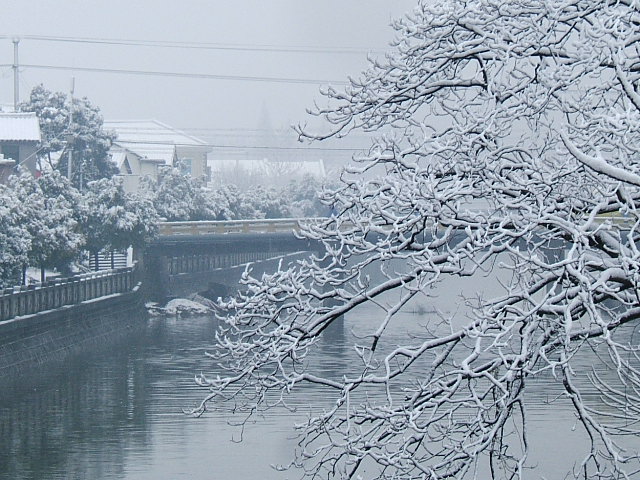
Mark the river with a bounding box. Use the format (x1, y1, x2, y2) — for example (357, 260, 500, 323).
(1, 281, 639, 479)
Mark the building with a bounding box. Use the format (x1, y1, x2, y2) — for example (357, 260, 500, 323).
(104, 120, 210, 193)
(0, 112, 41, 183)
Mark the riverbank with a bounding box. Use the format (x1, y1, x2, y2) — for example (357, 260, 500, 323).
(0, 284, 145, 377)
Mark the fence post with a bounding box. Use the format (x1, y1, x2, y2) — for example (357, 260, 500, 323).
(79, 277, 85, 302)
(62, 280, 68, 307)
(1, 289, 12, 321)
(17, 287, 26, 316)
(8, 288, 16, 319)
(71, 278, 79, 305)
(26, 285, 35, 315)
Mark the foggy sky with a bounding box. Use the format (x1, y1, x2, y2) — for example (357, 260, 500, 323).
(0, 1, 415, 139)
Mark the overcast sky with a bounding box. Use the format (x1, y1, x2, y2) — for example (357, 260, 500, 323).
(0, 1, 415, 140)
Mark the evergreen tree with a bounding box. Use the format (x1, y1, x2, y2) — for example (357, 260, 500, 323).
(140, 168, 208, 221)
(0, 184, 31, 288)
(7, 170, 82, 281)
(81, 177, 158, 270)
(20, 84, 118, 188)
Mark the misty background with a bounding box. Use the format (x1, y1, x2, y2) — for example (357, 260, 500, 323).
(0, 1, 415, 175)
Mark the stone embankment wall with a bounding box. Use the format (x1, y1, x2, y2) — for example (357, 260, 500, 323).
(0, 266, 144, 376)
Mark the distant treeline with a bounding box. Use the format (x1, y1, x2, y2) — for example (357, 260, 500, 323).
(142, 169, 333, 221)
(0, 169, 331, 288)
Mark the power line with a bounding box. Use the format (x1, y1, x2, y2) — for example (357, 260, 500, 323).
(4, 34, 382, 55)
(19, 63, 348, 85)
(147, 126, 379, 141)
(113, 138, 364, 152)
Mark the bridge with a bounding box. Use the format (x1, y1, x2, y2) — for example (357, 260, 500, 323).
(143, 218, 322, 300)
(0, 218, 325, 375)
(143, 213, 634, 301)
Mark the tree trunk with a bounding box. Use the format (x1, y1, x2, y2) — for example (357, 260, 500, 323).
(94, 251, 99, 271)
(40, 266, 45, 283)
(110, 251, 115, 269)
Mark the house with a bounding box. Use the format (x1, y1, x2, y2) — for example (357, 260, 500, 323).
(104, 120, 210, 193)
(0, 112, 41, 183)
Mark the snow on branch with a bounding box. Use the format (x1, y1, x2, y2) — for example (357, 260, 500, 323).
(560, 130, 640, 187)
(192, 1, 640, 479)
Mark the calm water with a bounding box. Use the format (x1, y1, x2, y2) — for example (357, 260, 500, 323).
(0, 290, 639, 479)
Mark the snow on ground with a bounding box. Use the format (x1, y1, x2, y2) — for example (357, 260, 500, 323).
(145, 298, 212, 316)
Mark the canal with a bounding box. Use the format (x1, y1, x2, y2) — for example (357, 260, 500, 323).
(1, 274, 639, 478)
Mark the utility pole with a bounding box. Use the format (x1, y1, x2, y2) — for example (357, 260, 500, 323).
(12, 38, 19, 110)
(67, 77, 75, 181)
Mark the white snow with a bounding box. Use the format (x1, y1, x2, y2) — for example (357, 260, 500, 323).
(146, 298, 212, 316)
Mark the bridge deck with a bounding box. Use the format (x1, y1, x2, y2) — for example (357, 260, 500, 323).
(155, 213, 633, 244)
(157, 218, 317, 237)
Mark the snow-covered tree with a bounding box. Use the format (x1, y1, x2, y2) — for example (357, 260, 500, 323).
(194, 2, 640, 479)
(207, 183, 277, 220)
(286, 174, 334, 217)
(199, 186, 233, 220)
(20, 85, 118, 187)
(243, 184, 291, 219)
(18, 85, 67, 169)
(0, 185, 31, 288)
(81, 177, 158, 269)
(8, 171, 82, 281)
(141, 168, 209, 221)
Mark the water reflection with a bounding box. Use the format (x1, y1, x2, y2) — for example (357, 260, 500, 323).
(0, 315, 297, 480)
(0, 330, 153, 480)
(0, 302, 638, 479)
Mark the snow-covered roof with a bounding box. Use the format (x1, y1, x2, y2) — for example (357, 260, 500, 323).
(109, 150, 127, 168)
(105, 120, 208, 166)
(0, 112, 41, 142)
(123, 143, 176, 164)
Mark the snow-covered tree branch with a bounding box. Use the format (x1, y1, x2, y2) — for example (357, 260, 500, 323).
(195, 1, 640, 478)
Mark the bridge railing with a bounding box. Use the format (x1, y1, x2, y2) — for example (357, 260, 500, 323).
(0, 265, 138, 322)
(157, 218, 324, 236)
(166, 250, 296, 275)
(158, 214, 637, 237)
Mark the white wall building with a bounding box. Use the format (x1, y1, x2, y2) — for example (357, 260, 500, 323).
(0, 112, 41, 183)
(104, 120, 211, 193)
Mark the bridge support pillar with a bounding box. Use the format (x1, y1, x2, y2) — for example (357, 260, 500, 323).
(142, 253, 170, 302)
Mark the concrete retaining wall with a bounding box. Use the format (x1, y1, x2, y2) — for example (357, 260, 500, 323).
(0, 285, 145, 377)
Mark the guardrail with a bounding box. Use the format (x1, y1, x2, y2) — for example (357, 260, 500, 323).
(157, 218, 322, 237)
(594, 212, 636, 226)
(157, 213, 635, 240)
(0, 265, 138, 322)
